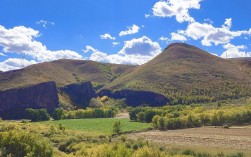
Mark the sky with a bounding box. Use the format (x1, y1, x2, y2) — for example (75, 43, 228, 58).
(0, 0, 251, 71)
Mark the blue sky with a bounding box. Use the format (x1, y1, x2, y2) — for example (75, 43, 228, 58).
(0, 0, 251, 71)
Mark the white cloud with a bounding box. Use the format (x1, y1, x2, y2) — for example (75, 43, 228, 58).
(159, 36, 169, 41)
(152, 0, 202, 23)
(112, 42, 120, 47)
(119, 24, 140, 36)
(0, 25, 83, 63)
(0, 52, 6, 56)
(100, 33, 116, 40)
(84, 36, 161, 65)
(118, 36, 161, 56)
(224, 18, 232, 28)
(36, 20, 54, 28)
(145, 14, 150, 18)
(0, 58, 37, 72)
(204, 18, 213, 24)
(180, 18, 250, 46)
(36, 20, 55, 28)
(171, 32, 187, 41)
(221, 43, 251, 58)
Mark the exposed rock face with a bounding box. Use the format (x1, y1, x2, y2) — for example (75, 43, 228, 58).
(0, 81, 59, 119)
(60, 81, 96, 108)
(98, 89, 169, 107)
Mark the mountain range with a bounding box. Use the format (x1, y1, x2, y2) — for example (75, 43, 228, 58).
(1, 43, 251, 119)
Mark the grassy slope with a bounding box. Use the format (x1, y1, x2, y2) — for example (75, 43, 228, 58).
(1, 43, 251, 103)
(105, 43, 251, 100)
(0, 59, 135, 91)
(40, 118, 152, 135)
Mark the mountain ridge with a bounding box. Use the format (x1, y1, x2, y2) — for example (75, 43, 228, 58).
(0, 43, 251, 105)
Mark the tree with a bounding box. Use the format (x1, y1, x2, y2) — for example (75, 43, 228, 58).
(52, 108, 64, 120)
(113, 121, 121, 134)
(144, 110, 156, 123)
(25, 108, 50, 122)
(157, 117, 166, 130)
(137, 112, 145, 122)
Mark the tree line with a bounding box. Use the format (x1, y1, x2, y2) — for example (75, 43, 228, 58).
(24, 108, 116, 122)
(129, 105, 251, 130)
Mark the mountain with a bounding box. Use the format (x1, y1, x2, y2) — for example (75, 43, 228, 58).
(0, 59, 135, 91)
(103, 43, 251, 104)
(0, 43, 251, 111)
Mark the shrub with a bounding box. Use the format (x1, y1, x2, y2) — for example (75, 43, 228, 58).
(144, 110, 156, 123)
(99, 96, 109, 102)
(157, 117, 166, 130)
(0, 130, 53, 157)
(52, 108, 64, 120)
(152, 115, 161, 129)
(25, 108, 50, 122)
(137, 112, 145, 122)
(113, 121, 121, 134)
(120, 134, 127, 142)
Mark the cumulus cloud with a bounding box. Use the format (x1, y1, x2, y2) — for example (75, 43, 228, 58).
(0, 58, 37, 72)
(178, 18, 250, 46)
(83, 36, 161, 65)
(171, 32, 187, 41)
(100, 33, 116, 40)
(221, 43, 251, 58)
(152, 0, 202, 23)
(0, 25, 83, 63)
(36, 20, 55, 28)
(119, 24, 140, 36)
(118, 36, 161, 56)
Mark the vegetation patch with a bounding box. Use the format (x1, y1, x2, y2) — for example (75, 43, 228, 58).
(40, 118, 152, 135)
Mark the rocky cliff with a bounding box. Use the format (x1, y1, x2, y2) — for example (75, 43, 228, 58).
(0, 81, 59, 119)
(98, 89, 169, 107)
(59, 81, 96, 108)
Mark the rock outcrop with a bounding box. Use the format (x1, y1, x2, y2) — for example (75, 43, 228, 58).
(60, 81, 96, 108)
(98, 89, 169, 107)
(0, 81, 59, 119)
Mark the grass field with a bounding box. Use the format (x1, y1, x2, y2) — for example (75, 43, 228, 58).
(40, 118, 152, 135)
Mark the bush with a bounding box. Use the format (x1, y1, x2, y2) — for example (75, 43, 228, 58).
(137, 112, 145, 122)
(113, 121, 121, 134)
(152, 115, 160, 129)
(63, 108, 116, 119)
(0, 130, 53, 157)
(52, 108, 64, 120)
(144, 110, 156, 123)
(157, 117, 166, 130)
(25, 108, 50, 122)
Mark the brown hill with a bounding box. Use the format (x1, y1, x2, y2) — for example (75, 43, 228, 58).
(0, 43, 251, 106)
(0, 59, 135, 91)
(104, 43, 251, 104)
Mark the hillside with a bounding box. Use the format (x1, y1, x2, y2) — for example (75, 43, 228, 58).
(229, 57, 251, 75)
(104, 43, 251, 104)
(0, 59, 136, 91)
(0, 43, 251, 106)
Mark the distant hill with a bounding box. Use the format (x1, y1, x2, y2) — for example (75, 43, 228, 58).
(104, 43, 251, 104)
(0, 43, 251, 107)
(0, 59, 135, 91)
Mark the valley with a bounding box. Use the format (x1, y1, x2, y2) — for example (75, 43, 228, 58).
(0, 43, 251, 157)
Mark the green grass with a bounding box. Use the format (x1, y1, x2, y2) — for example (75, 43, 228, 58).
(40, 118, 152, 135)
